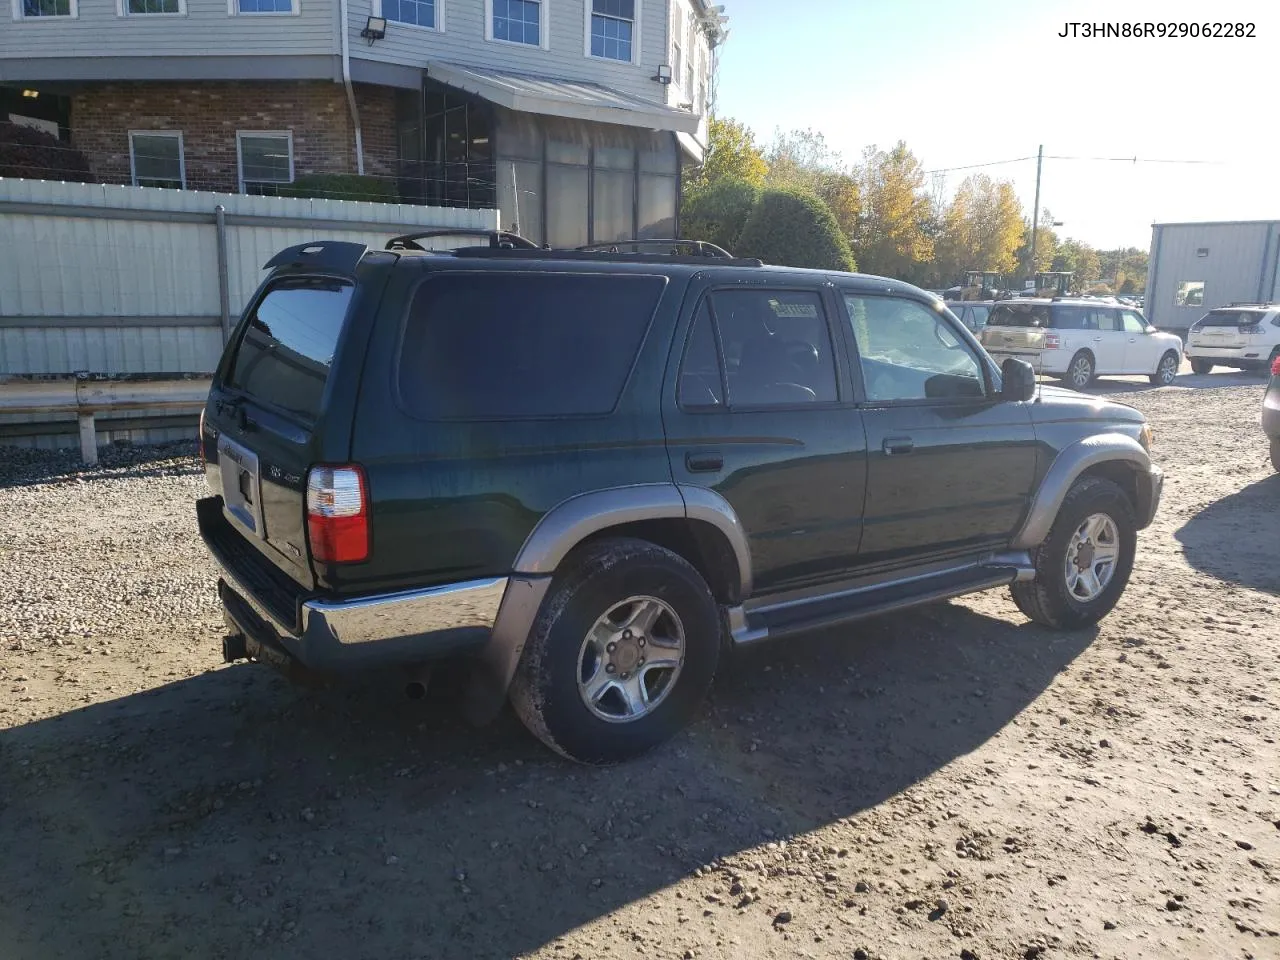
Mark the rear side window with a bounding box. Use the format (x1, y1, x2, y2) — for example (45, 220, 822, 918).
(227, 276, 355, 422)
(398, 273, 664, 419)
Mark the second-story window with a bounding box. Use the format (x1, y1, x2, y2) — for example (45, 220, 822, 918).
(589, 0, 634, 61)
(127, 0, 181, 11)
(491, 0, 541, 46)
(19, 0, 76, 16)
(235, 0, 294, 13)
(381, 0, 434, 28)
(671, 6, 684, 81)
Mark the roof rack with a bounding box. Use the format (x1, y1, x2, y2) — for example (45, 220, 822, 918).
(1224, 301, 1277, 308)
(575, 238, 735, 258)
(386, 229, 544, 251)
(447, 248, 765, 267)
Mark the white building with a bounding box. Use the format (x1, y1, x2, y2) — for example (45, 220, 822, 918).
(1146, 220, 1280, 339)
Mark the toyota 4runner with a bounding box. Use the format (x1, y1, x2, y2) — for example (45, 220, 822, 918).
(197, 235, 1163, 764)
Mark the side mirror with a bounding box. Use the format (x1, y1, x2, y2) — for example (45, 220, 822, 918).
(1001, 357, 1036, 402)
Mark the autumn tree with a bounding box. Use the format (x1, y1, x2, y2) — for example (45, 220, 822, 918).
(683, 116, 767, 199)
(934, 174, 1024, 285)
(1052, 239, 1102, 290)
(764, 129, 860, 241)
(853, 141, 934, 281)
(1009, 209, 1060, 285)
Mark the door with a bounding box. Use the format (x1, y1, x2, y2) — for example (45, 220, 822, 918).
(664, 284, 869, 596)
(1119, 308, 1154, 372)
(1089, 307, 1127, 373)
(840, 291, 1038, 566)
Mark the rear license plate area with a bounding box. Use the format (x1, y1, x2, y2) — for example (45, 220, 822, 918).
(218, 434, 265, 539)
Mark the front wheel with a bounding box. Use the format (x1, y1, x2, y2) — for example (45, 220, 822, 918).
(1190, 358, 1213, 375)
(509, 537, 721, 764)
(1011, 476, 1137, 630)
(1062, 351, 1095, 390)
(1149, 350, 1179, 386)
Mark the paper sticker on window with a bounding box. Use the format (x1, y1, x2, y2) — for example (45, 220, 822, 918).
(769, 299, 818, 318)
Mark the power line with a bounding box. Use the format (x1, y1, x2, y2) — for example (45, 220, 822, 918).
(1045, 154, 1223, 165)
(921, 156, 1035, 175)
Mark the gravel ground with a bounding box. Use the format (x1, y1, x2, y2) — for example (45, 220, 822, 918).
(1, 370, 1278, 960)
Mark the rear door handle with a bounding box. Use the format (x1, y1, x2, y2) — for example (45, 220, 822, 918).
(1092, 336, 1103, 342)
(882, 436, 914, 456)
(685, 451, 723, 473)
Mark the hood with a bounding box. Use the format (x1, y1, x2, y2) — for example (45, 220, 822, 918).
(1027, 384, 1146, 425)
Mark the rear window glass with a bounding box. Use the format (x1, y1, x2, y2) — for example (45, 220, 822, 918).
(227, 276, 354, 422)
(1198, 310, 1262, 327)
(398, 273, 665, 419)
(987, 303, 1050, 327)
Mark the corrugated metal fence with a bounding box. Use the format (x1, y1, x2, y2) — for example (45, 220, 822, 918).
(0, 178, 498, 451)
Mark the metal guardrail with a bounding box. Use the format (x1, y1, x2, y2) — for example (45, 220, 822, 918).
(0, 376, 212, 465)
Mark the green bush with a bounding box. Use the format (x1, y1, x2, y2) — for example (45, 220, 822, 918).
(680, 178, 760, 254)
(734, 188, 856, 271)
(279, 173, 399, 204)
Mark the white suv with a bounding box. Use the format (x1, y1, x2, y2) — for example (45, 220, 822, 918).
(981, 299, 1184, 389)
(1184, 304, 1280, 374)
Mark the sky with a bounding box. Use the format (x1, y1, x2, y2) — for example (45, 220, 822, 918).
(712, 0, 1279, 251)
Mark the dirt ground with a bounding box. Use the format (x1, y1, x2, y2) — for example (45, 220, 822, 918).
(1, 367, 1278, 960)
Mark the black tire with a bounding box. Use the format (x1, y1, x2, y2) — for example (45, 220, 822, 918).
(509, 537, 721, 764)
(1190, 358, 1213, 375)
(1271, 437, 1280, 473)
(1149, 350, 1179, 386)
(1010, 476, 1137, 630)
(1062, 351, 1095, 390)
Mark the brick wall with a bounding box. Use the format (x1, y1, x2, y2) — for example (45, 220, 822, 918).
(71, 81, 398, 193)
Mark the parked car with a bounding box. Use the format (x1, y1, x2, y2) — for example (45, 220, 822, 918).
(945, 300, 994, 334)
(197, 236, 1164, 764)
(981, 298, 1183, 389)
(1264, 353, 1280, 471)
(1184, 304, 1280, 375)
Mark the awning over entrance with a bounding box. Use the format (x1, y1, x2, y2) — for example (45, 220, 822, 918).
(425, 61, 700, 135)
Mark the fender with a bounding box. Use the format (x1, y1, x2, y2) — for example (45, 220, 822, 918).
(464, 483, 753, 724)
(1011, 433, 1152, 549)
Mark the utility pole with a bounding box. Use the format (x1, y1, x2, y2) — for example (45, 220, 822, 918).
(1029, 144, 1043, 279)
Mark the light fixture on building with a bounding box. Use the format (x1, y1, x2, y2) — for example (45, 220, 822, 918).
(361, 15, 386, 43)
(652, 64, 672, 85)
(22, 89, 40, 99)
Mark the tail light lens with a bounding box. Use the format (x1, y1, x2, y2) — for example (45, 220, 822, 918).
(306, 465, 369, 564)
(1044, 332, 1062, 350)
(1272, 354, 1280, 376)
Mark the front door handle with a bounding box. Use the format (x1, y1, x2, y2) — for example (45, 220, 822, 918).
(1092, 336, 1103, 342)
(882, 436, 914, 456)
(685, 451, 723, 473)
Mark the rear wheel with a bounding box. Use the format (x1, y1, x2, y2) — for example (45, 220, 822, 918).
(1190, 358, 1213, 375)
(1062, 351, 1095, 390)
(509, 537, 721, 764)
(1149, 350, 1179, 386)
(1011, 476, 1136, 630)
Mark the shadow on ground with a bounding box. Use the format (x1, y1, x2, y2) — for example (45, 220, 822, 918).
(0, 440, 198, 488)
(0, 604, 1094, 960)
(1079, 370, 1266, 396)
(1175, 475, 1280, 595)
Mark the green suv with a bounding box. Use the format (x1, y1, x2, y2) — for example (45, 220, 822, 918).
(197, 235, 1163, 763)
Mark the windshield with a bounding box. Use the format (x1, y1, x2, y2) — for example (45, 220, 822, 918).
(987, 303, 1051, 327)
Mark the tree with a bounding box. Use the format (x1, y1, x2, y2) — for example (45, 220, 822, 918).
(853, 142, 934, 280)
(681, 177, 761, 253)
(736, 188, 856, 272)
(1099, 247, 1149, 294)
(1009, 209, 1060, 284)
(934, 174, 1024, 285)
(683, 116, 767, 198)
(762, 129, 860, 241)
(1052, 239, 1102, 290)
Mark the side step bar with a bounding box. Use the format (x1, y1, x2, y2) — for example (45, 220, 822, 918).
(727, 552, 1033, 646)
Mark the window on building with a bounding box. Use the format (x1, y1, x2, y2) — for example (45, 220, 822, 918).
(590, 0, 634, 61)
(490, 0, 541, 45)
(129, 132, 185, 189)
(235, 0, 293, 13)
(237, 132, 293, 195)
(671, 7, 683, 81)
(686, 17, 696, 90)
(19, 0, 75, 16)
(380, 0, 434, 28)
(126, 0, 181, 13)
(1175, 281, 1204, 307)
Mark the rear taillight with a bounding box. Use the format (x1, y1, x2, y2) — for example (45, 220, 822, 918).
(1272, 354, 1280, 376)
(306, 465, 369, 564)
(1044, 332, 1062, 349)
